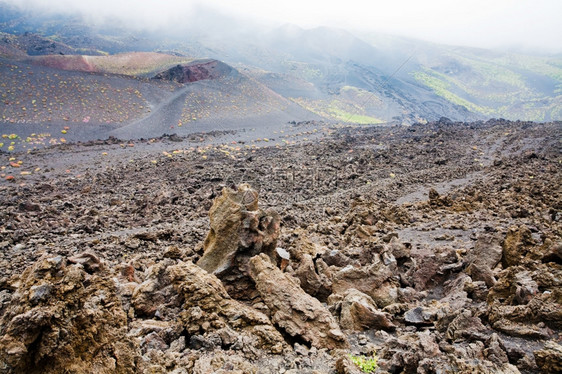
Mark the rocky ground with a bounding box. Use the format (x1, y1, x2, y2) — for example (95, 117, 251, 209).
(0, 118, 560, 373)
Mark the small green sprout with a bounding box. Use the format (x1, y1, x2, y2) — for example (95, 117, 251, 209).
(349, 353, 378, 373)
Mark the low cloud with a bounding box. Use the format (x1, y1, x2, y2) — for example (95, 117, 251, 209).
(3, 0, 562, 53)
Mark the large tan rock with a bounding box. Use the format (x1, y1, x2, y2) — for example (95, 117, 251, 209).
(330, 289, 395, 332)
(132, 259, 285, 354)
(331, 258, 397, 307)
(0, 253, 141, 374)
(502, 226, 534, 267)
(197, 184, 280, 276)
(487, 264, 562, 338)
(294, 254, 332, 301)
(248, 253, 349, 350)
(466, 234, 503, 287)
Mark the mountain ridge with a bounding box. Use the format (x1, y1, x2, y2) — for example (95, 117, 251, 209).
(0, 2, 560, 148)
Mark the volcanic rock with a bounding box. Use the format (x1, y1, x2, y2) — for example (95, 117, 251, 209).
(329, 288, 395, 332)
(534, 341, 562, 373)
(379, 330, 521, 373)
(335, 354, 364, 374)
(133, 259, 286, 354)
(68, 251, 104, 273)
(487, 263, 562, 336)
(484, 334, 510, 366)
(131, 259, 184, 318)
(465, 234, 503, 287)
(248, 253, 349, 349)
(197, 183, 281, 300)
(377, 332, 435, 372)
(294, 254, 332, 301)
(197, 184, 280, 275)
(445, 310, 489, 341)
(331, 257, 396, 307)
(404, 306, 437, 326)
(386, 237, 411, 260)
(502, 225, 534, 267)
(0, 253, 141, 374)
(428, 188, 452, 206)
(190, 351, 259, 373)
(542, 241, 562, 264)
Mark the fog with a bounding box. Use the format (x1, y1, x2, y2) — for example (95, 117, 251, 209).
(4, 0, 562, 53)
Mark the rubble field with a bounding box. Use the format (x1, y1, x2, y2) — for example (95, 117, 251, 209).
(0, 118, 561, 373)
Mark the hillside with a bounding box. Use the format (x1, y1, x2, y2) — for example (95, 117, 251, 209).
(410, 46, 562, 121)
(0, 54, 321, 151)
(1, 3, 560, 125)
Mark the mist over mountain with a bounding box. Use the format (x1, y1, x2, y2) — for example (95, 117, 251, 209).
(0, 0, 561, 138)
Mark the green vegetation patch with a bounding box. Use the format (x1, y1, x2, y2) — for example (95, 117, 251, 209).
(349, 353, 378, 373)
(282, 60, 323, 81)
(292, 97, 384, 124)
(414, 49, 562, 121)
(413, 70, 493, 115)
(328, 106, 383, 124)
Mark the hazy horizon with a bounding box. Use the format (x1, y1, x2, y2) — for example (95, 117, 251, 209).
(3, 0, 562, 54)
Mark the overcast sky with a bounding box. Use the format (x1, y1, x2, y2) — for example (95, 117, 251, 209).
(5, 0, 562, 53)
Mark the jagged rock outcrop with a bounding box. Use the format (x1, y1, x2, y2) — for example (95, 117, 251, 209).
(329, 289, 395, 332)
(487, 263, 562, 338)
(0, 253, 141, 374)
(378, 330, 521, 374)
(502, 225, 534, 267)
(294, 254, 332, 301)
(197, 183, 280, 299)
(465, 233, 502, 287)
(330, 257, 398, 307)
(534, 341, 562, 373)
(248, 253, 349, 349)
(132, 259, 286, 355)
(153, 59, 234, 83)
(198, 184, 271, 273)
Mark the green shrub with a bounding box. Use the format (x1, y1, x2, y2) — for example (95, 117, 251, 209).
(349, 353, 378, 373)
